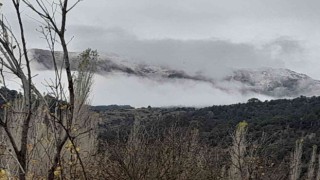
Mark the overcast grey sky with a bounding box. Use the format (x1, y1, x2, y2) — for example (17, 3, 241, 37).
(3, 0, 320, 78)
(3, 0, 320, 106)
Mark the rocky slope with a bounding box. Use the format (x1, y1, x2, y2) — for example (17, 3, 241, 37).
(29, 49, 320, 98)
(225, 68, 320, 97)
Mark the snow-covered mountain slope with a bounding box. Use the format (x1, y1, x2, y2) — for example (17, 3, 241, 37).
(29, 49, 320, 98)
(225, 68, 320, 97)
(29, 49, 212, 83)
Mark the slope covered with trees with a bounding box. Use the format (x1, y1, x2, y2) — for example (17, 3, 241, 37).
(91, 96, 320, 179)
(96, 96, 320, 161)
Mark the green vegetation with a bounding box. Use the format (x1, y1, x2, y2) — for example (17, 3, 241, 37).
(95, 96, 320, 179)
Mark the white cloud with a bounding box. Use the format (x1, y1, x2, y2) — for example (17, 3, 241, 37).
(3, 0, 320, 106)
(16, 70, 271, 107)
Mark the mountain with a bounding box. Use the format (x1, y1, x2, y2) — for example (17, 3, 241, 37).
(29, 49, 320, 98)
(225, 68, 320, 97)
(29, 49, 211, 82)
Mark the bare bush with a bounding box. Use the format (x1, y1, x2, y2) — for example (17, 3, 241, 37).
(0, 1, 98, 179)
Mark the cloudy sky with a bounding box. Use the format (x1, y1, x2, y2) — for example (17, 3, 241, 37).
(3, 0, 320, 106)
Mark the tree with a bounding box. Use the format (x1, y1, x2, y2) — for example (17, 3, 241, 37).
(229, 121, 248, 180)
(0, 1, 97, 179)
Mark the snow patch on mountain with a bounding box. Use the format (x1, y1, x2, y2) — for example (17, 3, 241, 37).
(226, 67, 320, 97)
(29, 49, 320, 99)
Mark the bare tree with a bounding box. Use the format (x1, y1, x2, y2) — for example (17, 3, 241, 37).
(289, 139, 303, 180)
(228, 121, 248, 180)
(0, 1, 97, 179)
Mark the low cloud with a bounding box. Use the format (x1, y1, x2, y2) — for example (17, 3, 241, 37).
(2, 69, 272, 107)
(68, 26, 311, 79)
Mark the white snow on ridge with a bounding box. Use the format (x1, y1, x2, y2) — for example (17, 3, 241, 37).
(17, 49, 320, 107)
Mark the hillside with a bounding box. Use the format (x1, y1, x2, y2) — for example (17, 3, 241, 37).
(95, 96, 320, 159)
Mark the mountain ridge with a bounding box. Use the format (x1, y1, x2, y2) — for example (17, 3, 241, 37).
(29, 48, 320, 98)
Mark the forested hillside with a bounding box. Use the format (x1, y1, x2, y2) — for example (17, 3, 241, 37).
(96, 96, 320, 158)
